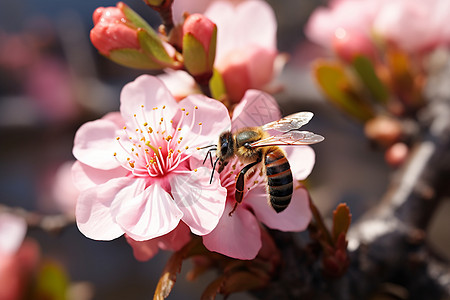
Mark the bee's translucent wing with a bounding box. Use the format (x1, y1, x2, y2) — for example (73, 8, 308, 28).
(249, 131, 325, 148)
(261, 112, 314, 132)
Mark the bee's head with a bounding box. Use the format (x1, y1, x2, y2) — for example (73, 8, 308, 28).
(217, 131, 234, 161)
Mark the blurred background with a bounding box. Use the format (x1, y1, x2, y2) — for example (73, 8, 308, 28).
(1, 0, 448, 299)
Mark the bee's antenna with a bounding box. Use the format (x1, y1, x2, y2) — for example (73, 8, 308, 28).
(198, 144, 217, 150)
(209, 157, 220, 184)
(202, 148, 217, 166)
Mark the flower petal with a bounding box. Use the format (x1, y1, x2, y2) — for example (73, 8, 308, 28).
(114, 182, 183, 241)
(246, 186, 311, 231)
(283, 145, 316, 180)
(125, 222, 191, 261)
(176, 94, 230, 150)
(120, 75, 178, 125)
(72, 161, 128, 191)
(157, 69, 200, 101)
(76, 177, 133, 240)
(73, 113, 122, 170)
(202, 201, 261, 260)
(0, 213, 27, 255)
(231, 89, 281, 131)
(171, 167, 227, 235)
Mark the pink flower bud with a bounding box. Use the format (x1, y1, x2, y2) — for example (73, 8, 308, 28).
(90, 3, 140, 56)
(182, 14, 217, 80)
(332, 28, 377, 63)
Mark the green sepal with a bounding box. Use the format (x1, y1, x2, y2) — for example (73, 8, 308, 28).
(352, 55, 389, 104)
(109, 48, 163, 69)
(313, 60, 375, 122)
(138, 29, 177, 68)
(207, 26, 217, 70)
(209, 68, 226, 100)
(120, 2, 156, 36)
(183, 33, 208, 76)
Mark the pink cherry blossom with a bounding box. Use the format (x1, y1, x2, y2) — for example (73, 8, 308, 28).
(0, 214, 40, 300)
(168, 0, 280, 102)
(373, 0, 450, 53)
(201, 90, 315, 259)
(306, 0, 450, 56)
(72, 75, 229, 243)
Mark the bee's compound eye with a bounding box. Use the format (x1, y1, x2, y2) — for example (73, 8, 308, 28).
(221, 141, 229, 156)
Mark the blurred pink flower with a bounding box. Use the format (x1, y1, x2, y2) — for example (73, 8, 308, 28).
(72, 75, 228, 242)
(306, 0, 450, 56)
(0, 214, 40, 300)
(90, 4, 140, 56)
(373, 0, 450, 53)
(168, 0, 280, 102)
(50, 161, 79, 218)
(201, 90, 315, 259)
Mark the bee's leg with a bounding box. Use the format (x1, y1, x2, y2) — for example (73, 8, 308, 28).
(230, 158, 261, 216)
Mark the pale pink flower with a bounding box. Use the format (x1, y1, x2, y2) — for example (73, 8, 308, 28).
(306, 0, 450, 56)
(167, 0, 280, 102)
(0, 214, 39, 300)
(72, 75, 228, 242)
(50, 161, 79, 218)
(373, 0, 450, 53)
(201, 90, 315, 259)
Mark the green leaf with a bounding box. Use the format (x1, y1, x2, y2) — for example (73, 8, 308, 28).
(352, 55, 389, 104)
(313, 60, 375, 122)
(209, 68, 226, 100)
(109, 48, 163, 69)
(332, 203, 352, 244)
(183, 33, 208, 76)
(32, 262, 69, 300)
(138, 29, 176, 67)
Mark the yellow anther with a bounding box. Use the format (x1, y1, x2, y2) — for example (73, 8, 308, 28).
(170, 120, 173, 123)
(141, 105, 144, 108)
(158, 146, 162, 149)
(123, 126, 127, 130)
(129, 162, 135, 168)
(129, 137, 132, 140)
(134, 114, 136, 117)
(127, 158, 130, 161)
(178, 150, 181, 153)
(136, 129, 139, 132)
(113, 152, 117, 156)
(177, 128, 181, 131)
(163, 105, 166, 109)
(196, 147, 200, 150)
(194, 169, 198, 172)
(116, 137, 120, 140)
(148, 127, 153, 133)
(185, 146, 189, 150)
(179, 137, 183, 141)
(198, 122, 202, 125)
(165, 135, 172, 141)
(131, 148, 134, 151)
(254, 180, 259, 184)
(194, 106, 198, 109)
(143, 122, 148, 126)
(185, 112, 189, 116)
(181, 108, 185, 111)
(160, 117, 164, 122)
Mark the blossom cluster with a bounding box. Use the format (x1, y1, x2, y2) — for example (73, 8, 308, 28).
(74, 0, 318, 263)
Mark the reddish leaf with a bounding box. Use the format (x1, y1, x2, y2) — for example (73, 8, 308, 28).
(332, 203, 352, 244)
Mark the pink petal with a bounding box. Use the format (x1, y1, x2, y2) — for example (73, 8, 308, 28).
(120, 75, 178, 125)
(0, 213, 27, 255)
(176, 94, 230, 150)
(113, 182, 183, 241)
(72, 161, 128, 191)
(206, 0, 276, 61)
(202, 201, 261, 260)
(246, 186, 312, 231)
(157, 70, 200, 101)
(283, 146, 316, 180)
(76, 177, 133, 240)
(231, 90, 281, 131)
(73, 114, 122, 170)
(125, 222, 191, 261)
(171, 167, 227, 235)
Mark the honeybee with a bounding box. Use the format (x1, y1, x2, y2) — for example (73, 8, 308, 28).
(202, 112, 324, 215)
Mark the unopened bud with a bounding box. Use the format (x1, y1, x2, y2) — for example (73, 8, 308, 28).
(364, 116, 402, 147)
(90, 2, 180, 70)
(182, 14, 217, 83)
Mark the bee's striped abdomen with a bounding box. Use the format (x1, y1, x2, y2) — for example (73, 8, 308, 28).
(264, 148, 293, 213)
